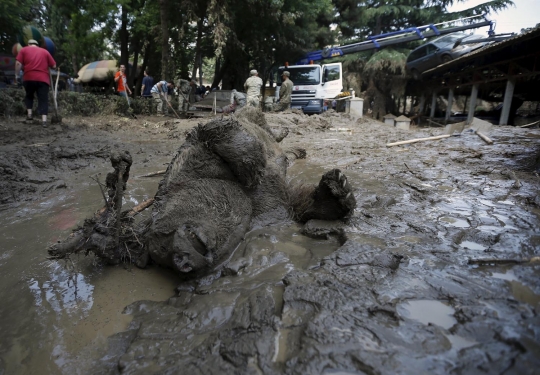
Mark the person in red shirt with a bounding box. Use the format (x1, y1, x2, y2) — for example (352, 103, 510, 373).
(114, 64, 132, 105)
(15, 39, 57, 127)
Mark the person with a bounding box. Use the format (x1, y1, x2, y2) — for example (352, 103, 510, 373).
(151, 80, 174, 116)
(188, 80, 198, 103)
(140, 70, 153, 99)
(244, 69, 263, 108)
(67, 77, 74, 91)
(14, 39, 57, 127)
(176, 78, 191, 112)
(219, 89, 246, 114)
(273, 71, 293, 112)
(197, 85, 207, 98)
(114, 64, 132, 105)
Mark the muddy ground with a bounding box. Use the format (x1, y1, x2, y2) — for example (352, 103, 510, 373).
(0, 109, 539, 375)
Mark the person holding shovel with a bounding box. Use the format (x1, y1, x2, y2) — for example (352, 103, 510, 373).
(151, 80, 174, 116)
(14, 39, 57, 128)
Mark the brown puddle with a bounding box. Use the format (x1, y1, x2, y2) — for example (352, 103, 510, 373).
(0, 164, 344, 374)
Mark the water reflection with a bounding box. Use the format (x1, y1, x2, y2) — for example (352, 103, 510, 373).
(0, 175, 178, 375)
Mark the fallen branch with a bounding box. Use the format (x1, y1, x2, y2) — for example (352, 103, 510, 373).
(475, 131, 493, 145)
(386, 134, 451, 147)
(125, 198, 155, 218)
(519, 120, 540, 128)
(427, 118, 445, 127)
(23, 138, 58, 147)
(89, 174, 111, 211)
(138, 169, 167, 178)
(468, 257, 540, 266)
(23, 143, 49, 147)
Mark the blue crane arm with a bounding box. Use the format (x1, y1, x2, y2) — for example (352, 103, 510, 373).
(296, 15, 494, 65)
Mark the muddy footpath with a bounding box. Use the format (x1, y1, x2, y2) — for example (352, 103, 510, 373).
(0, 110, 539, 375)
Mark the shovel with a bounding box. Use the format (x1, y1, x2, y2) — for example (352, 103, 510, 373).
(444, 117, 493, 144)
(160, 93, 181, 119)
(49, 68, 62, 124)
(467, 117, 493, 144)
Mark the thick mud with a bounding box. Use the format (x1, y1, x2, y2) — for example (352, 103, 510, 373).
(0, 111, 539, 374)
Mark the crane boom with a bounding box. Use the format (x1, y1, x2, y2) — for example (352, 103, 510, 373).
(297, 14, 495, 64)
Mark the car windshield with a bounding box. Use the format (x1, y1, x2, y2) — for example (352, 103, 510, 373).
(278, 67, 320, 85)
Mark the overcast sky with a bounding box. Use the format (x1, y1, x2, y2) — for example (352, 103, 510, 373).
(448, 0, 540, 34)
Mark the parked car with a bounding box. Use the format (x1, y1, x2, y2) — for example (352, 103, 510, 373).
(406, 32, 489, 79)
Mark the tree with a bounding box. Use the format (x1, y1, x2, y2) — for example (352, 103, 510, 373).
(204, 0, 335, 90)
(41, 0, 116, 76)
(0, 0, 40, 49)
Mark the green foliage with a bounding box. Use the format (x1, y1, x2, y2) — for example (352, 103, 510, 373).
(364, 49, 407, 76)
(332, 0, 513, 39)
(0, 88, 147, 118)
(41, 0, 117, 76)
(0, 0, 41, 49)
(0, 88, 27, 117)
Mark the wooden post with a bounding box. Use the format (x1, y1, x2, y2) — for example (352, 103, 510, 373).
(467, 83, 479, 125)
(430, 92, 437, 118)
(445, 89, 454, 121)
(419, 95, 425, 115)
(499, 78, 515, 125)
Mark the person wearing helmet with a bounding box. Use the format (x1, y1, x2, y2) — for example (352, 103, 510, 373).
(273, 71, 293, 112)
(244, 69, 263, 108)
(15, 39, 57, 127)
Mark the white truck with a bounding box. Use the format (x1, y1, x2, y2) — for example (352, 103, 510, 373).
(275, 63, 343, 114)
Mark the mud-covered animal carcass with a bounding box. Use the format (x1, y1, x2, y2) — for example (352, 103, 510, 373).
(49, 107, 356, 277)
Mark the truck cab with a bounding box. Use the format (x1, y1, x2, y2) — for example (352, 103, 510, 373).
(276, 63, 342, 114)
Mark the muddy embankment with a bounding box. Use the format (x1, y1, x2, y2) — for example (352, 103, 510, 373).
(1, 110, 540, 374)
